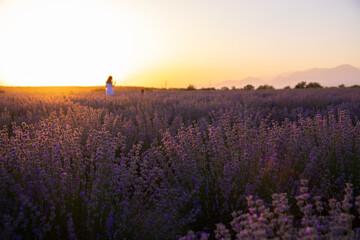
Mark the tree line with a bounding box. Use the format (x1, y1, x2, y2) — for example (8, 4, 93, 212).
(185, 82, 360, 90)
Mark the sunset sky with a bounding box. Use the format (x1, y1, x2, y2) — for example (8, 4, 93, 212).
(0, 0, 359, 88)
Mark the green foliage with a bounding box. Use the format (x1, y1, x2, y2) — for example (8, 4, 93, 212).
(186, 84, 196, 91)
(295, 81, 323, 89)
(295, 81, 307, 89)
(200, 87, 216, 91)
(306, 82, 323, 89)
(257, 84, 275, 90)
(242, 84, 254, 90)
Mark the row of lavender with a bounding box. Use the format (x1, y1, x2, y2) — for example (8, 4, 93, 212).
(0, 89, 360, 239)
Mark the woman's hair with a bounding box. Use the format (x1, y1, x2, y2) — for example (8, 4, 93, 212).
(106, 76, 113, 84)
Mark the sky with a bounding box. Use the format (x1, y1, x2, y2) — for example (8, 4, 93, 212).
(0, 0, 359, 88)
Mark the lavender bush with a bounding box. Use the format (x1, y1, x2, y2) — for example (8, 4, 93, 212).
(0, 88, 359, 239)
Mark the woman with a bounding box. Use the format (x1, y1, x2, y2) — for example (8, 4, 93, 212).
(105, 75, 115, 96)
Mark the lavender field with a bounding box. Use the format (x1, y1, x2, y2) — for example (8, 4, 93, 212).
(1, 88, 360, 239)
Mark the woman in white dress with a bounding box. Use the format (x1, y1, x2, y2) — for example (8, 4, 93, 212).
(105, 75, 115, 96)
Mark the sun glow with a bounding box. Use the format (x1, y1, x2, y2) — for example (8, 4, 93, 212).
(1, 0, 359, 88)
(0, 0, 149, 86)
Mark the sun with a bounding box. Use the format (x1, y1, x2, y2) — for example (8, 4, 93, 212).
(0, 0, 146, 86)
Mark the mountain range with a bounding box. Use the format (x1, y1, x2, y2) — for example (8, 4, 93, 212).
(213, 64, 360, 89)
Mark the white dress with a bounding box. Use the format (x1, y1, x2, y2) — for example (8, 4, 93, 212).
(106, 83, 114, 96)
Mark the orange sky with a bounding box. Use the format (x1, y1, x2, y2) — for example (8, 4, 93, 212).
(0, 0, 359, 88)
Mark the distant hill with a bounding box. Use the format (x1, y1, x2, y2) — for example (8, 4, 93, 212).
(270, 64, 360, 88)
(213, 64, 360, 89)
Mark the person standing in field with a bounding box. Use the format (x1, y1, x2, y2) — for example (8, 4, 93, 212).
(105, 75, 116, 96)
